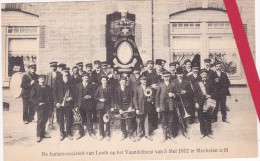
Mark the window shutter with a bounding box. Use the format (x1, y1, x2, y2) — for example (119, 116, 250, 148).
(135, 24, 142, 47)
(39, 26, 46, 48)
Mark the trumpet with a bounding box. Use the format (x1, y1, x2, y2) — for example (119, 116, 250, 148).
(61, 90, 70, 107)
(176, 93, 190, 118)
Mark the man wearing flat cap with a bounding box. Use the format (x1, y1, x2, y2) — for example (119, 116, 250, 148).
(46, 61, 62, 127)
(183, 59, 193, 79)
(193, 69, 213, 138)
(76, 62, 87, 76)
(133, 76, 154, 142)
(156, 71, 178, 143)
(186, 64, 200, 124)
(53, 67, 74, 141)
(211, 61, 231, 124)
(21, 63, 38, 124)
(173, 67, 193, 135)
(204, 59, 214, 81)
(30, 74, 52, 142)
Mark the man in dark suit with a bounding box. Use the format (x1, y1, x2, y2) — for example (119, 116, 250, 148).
(53, 67, 74, 141)
(133, 76, 154, 141)
(156, 71, 177, 143)
(30, 75, 52, 143)
(211, 62, 231, 123)
(92, 60, 102, 86)
(169, 62, 177, 82)
(76, 62, 86, 76)
(173, 67, 193, 131)
(129, 68, 141, 92)
(183, 59, 192, 79)
(74, 73, 96, 139)
(187, 65, 200, 124)
(21, 63, 38, 124)
(70, 66, 82, 96)
(94, 76, 113, 141)
(115, 77, 135, 141)
(46, 61, 62, 127)
(194, 69, 213, 138)
(204, 59, 215, 81)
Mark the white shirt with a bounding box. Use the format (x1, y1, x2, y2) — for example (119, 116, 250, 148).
(141, 85, 146, 91)
(83, 82, 88, 88)
(178, 78, 182, 84)
(164, 81, 169, 86)
(52, 71, 57, 78)
(216, 71, 221, 77)
(63, 77, 68, 83)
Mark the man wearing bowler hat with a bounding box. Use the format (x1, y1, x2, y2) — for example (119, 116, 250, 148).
(21, 63, 38, 124)
(30, 74, 52, 142)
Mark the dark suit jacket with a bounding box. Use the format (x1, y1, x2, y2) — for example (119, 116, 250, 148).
(94, 85, 112, 111)
(173, 79, 193, 112)
(155, 82, 175, 111)
(74, 82, 95, 110)
(21, 72, 38, 99)
(187, 74, 200, 91)
(193, 80, 212, 107)
(211, 71, 231, 98)
(142, 69, 162, 87)
(114, 86, 133, 111)
(70, 74, 82, 98)
(129, 74, 141, 91)
(92, 69, 103, 86)
(53, 77, 73, 106)
(133, 85, 146, 114)
(30, 84, 52, 109)
(46, 71, 61, 88)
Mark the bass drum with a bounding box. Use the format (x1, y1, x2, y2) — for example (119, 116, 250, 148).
(9, 72, 24, 98)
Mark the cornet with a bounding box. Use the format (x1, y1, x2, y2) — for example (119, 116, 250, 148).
(61, 90, 70, 107)
(144, 87, 153, 102)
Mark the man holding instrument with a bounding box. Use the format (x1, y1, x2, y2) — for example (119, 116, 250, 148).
(115, 77, 135, 141)
(133, 76, 154, 142)
(53, 67, 74, 141)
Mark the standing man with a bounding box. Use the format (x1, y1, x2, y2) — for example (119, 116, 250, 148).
(194, 69, 213, 138)
(57, 63, 66, 73)
(204, 59, 214, 81)
(74, 73, 96, 139)
(21, 63, 38, 124)
(211, 62, 231, 123)
(94, 76, 113, 141)
(169, 62, 177, 82)
(183, 59, 192, 79)
(92, 60, 102, 86)
(76, 62, 86, 76)
(115, 77, 135, 141)
(129, 67, 141, 91)
(187, 65, 200, 124)
(156, 71, 177, 143)
(46, 61, 62, 128)
(160, 59, 168, 72)
(54, 67, 74, 141)
(30, 75, 52, 143)
(133, 76, 154, 141)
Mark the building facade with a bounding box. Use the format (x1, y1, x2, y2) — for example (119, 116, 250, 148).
(1, 0, 255, 87)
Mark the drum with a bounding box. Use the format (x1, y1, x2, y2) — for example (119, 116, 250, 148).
(203, 98, 216, 114)
(9, 72, 24, 98)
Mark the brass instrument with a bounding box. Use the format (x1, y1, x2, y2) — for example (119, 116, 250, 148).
(176, 93, 190, 118)
(61, 90, 70, 107)
(103, 110, 112, 123)
(72, 108, 83, 126)
(144, 87, 153, 103)
(119, 110, 135, 120)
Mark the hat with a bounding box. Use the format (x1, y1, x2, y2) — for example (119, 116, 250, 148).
(176, 67, 184, 74)
(50, 61, 57, 67)
(140, 76, 147, 80)
(57, 63, 66, 68)
(28, 64, 36, 68)
(146, 60, 154, 65)
(169, 62, 177, 67)
(200, 69, 208, 74)
(161, 59, 166, 63)
(94, 60, 101, 65)
(204, 59, 211, 63)
(82, 73, 90, 77)
(100, 75, 108, 80)
(63, 67, 70, 72)
(155, 59, 162, 65)
(184, 59, 192, 64)
(72, 66, 78, 70)
(192, 63, 200, 70)
(38, 74, 46, 79)
(162, 71, 171, 77)
(76, 62, 83, 66)
(85, 63, 93, 68)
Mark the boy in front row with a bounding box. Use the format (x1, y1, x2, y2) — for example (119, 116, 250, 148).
(30, 75, 52, 143)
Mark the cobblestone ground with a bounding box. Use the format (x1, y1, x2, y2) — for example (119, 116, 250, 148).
(2, 87, 258, 160)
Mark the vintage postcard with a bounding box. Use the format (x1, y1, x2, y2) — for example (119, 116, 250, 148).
(1, 0, 258, 160)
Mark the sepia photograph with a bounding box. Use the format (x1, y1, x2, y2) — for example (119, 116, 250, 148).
(1, 0, 258, 160)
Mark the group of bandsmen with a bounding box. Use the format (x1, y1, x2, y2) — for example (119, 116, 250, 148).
(21, 58, 231, 143)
